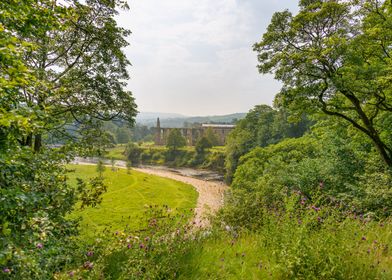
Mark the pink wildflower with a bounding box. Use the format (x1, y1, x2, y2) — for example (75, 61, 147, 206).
(83, 261, 94, 270)
(86, 251, 94, 257)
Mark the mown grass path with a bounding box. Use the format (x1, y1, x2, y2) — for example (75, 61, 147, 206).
(67, 165, 198, 240)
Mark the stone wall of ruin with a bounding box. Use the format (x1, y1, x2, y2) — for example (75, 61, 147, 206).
(155, 127, 233, 146)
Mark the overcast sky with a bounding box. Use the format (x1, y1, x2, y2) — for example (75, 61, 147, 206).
(116, 0, 298, 116)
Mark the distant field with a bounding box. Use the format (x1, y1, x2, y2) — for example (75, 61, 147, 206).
(67, 164, 198, 240)
(105, 144, 126, 160)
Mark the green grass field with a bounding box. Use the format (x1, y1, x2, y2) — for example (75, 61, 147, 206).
(67, 165, 198, 239)
(105, 144, 127, 160)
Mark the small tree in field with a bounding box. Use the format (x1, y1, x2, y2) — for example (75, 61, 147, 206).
(166, 129, 186, 152)
(96, 159, 106, 178)
(126, 160, 132, 174)
(111, 157, 117, 171)
(124, 142, 142, 165)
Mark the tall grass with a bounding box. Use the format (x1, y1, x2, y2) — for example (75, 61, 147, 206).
(178, 193, 392, 279)
(57, 164, 392, 279)
(58, 190, 392, 279)
(56, 206, 198, 279)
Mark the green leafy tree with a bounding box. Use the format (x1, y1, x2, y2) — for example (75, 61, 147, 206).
(254, 0, 392, 167)
(96, 158, 106, 178)
(116, 127, 131, 144)
(196, 137, 213, 154)
(124, 142, 142, 165)
(0, 0, 59, 150)
(0, 1, 132, 277)
(126, 159, 132, 174)
(4, 0, 137, 152)
(225, 105, 310, 182)
(0, 2, 82, 277)
(166, 129, 186, 151)
(193, 136, 213, 165)
(205, 127, 220, 146)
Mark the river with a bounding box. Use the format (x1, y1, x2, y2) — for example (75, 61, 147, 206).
(72, 157, 224, 182)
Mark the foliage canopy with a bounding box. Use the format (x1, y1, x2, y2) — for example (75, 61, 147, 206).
(225, 105, 311, 182)
(1, 0, 137, 152)
(254, 0, 392, 166)
(166, 129, 187, 151)
(0, 0, 136, 277)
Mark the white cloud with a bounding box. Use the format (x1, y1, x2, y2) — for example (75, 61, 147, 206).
(116, 0, 298, 115)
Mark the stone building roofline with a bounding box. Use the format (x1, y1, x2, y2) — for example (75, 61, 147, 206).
(201, 124, 236, 128)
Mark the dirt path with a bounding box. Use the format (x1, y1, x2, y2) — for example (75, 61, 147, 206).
(134, 167, 228, 228)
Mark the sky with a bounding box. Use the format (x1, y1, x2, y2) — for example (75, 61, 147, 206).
(116, 0, 298, 116)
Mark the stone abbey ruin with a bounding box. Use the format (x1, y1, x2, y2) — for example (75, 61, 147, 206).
(154, 118, 235, 146)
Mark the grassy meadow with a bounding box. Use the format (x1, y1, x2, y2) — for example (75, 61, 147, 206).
(67, 165, 198, 239)
(105, 144, 127, 160)
(58, 183, 392, 280)
(177, 222, 392, 280)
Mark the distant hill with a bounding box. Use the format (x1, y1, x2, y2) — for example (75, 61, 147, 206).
(136, 112, 246, 128)
(136, 112, 187, 122)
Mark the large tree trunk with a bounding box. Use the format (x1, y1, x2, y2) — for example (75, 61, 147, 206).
(34, 134, 42, 152)
(371, 136, 392, 167)
(25, 134, 33, 147)
(344, 91, 392, 168)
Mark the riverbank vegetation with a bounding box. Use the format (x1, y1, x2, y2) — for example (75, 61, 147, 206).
(105, 142, 226, 173)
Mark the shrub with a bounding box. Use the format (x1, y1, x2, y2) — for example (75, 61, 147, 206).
(202, 150, 225, 173)
(166, 129, 186, 152)
(0, 148, 79, 279)
(193, 137, 213, 165)
(225, 105, 311, 182)
(151, 150, 164, 163)
(140, 150, 152, 163)
(230, 126, 390, 218)
(124, 142, 142, 165)
(210, 191, 392, 279)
